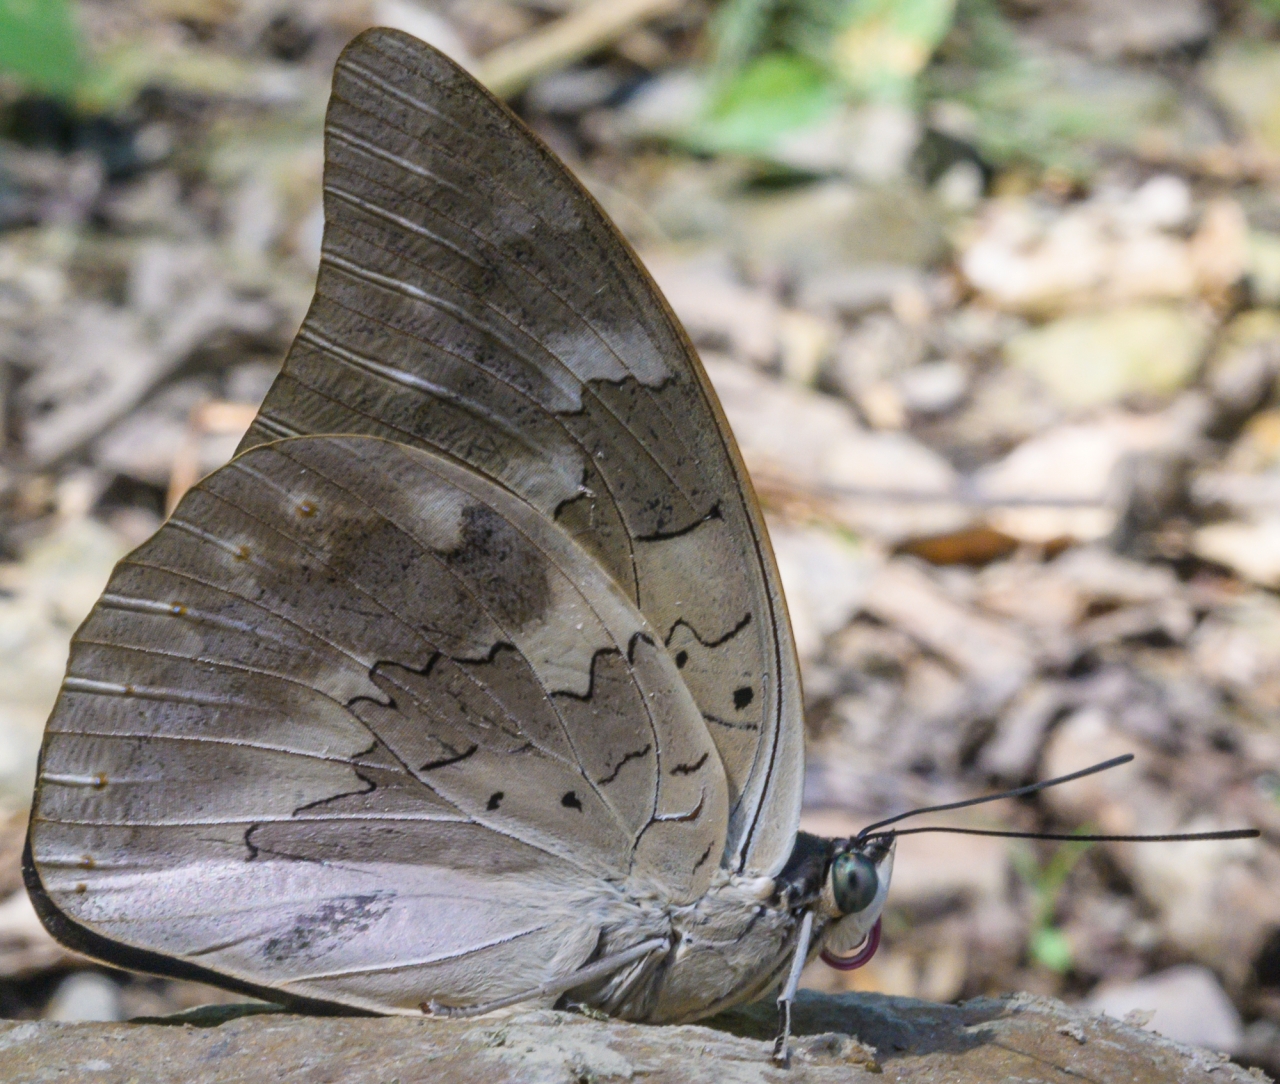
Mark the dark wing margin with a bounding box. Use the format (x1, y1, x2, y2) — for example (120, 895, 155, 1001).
(238, 28, 803, 874)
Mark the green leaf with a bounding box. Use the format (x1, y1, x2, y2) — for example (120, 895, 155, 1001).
(708, 0, 780, 84)
(830, 0, 957, 101)
(0, 0, 84, 97)
(75, 41, 297, 113)
(927, 12, 1179, 179)
(1012, 834, 1093, 973)
(692, 51, 839, 155)
(1030, 927, 1073, 973)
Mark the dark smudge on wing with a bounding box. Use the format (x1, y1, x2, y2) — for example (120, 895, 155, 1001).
(262, 892, 394, 964)
(442, 504, 552, 631)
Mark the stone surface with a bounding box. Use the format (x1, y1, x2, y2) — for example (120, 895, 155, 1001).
(0, 518, 129, 803)
(703, 358, 967, 541)
(1023, 0, 1214, 60)
(768, 521, 878, 663)
(1204, 42, 1280, 157)
(0, 990, 1262, 1083)
(1004, 304, 1213, 411)
(43, 972, 124, 1023)
(1089, 964, 1243, 1053)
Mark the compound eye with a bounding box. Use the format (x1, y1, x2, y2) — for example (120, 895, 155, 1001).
(831, 851, 879, 915)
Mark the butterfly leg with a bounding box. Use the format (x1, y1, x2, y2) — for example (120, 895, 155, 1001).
(591, 935, 671, 1018)
(421, 936, 670, 1018)
(772, 909, 815, 1067)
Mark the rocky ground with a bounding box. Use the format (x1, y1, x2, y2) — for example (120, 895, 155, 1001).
(4, 0, 1280, 1076)
(0, 991, 1268, 1084)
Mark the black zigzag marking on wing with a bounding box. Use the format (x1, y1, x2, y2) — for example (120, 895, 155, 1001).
(551, 645, 625, 702)
(702, 713, 759, 732)
(664, 611, 753, 650)
(420, 744, 479, 772)
(671, 752, 709, 777)
(292, 768, 378, 815)
(597, 744, 652, 786)
(633, 502, 723, 543)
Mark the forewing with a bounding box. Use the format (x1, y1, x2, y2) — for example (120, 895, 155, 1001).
(28, 435, 726, 1012)
(239, 28, 803, 874)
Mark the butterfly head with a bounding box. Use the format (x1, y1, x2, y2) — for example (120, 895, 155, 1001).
(818, 834, 894, 968)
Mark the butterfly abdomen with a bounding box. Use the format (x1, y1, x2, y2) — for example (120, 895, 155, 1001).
(572, 874, 806, 1025)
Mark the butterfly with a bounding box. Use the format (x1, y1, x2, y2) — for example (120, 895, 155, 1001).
(22, 27, 1255, 1064)
(21, 27, 892, 1059)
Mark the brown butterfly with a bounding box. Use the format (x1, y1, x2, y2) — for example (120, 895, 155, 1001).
(24, 27, 1252, 1064)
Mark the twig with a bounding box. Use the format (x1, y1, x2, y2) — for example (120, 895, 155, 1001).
(476, 0, 681, 98)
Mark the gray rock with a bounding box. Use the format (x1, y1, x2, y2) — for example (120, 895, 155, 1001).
(1024, 0, 1214, 60)
(1089, 965, 1243, 1053)
(730, 181, 947, 280)
(0, 990, 1261, 1083)
(897, 360, 970, 415)
(43, 972, 124, 1023)
(797, 264, 924, 317)
(1004, 305, 1212, 413)
(527, 66, 625, 115)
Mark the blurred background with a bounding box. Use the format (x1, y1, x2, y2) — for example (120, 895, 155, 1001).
(0, 0, 1278, 1068)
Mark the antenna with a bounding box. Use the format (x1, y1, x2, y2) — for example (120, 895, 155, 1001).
(854, 753, 1260, 848)
(868, 826, 1259, 843)
(855, 754, 1134, 842)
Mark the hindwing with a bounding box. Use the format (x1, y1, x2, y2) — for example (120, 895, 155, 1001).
(29, 436, 727, 1012)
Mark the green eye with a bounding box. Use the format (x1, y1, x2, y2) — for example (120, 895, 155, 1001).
(831, 852, 879, 915)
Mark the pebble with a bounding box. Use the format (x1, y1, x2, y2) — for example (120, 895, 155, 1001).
(1089, 965, 1242, 1052)
(768, 521, 878, 662)
(897, 360, 970, 415)
(1004, 305, 1212, 412)
(1194, 517, 1280, 587)
(44, 972, 124, 1023)
(1204, 42, 1280, 156)
(704, 357, 965, 541)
